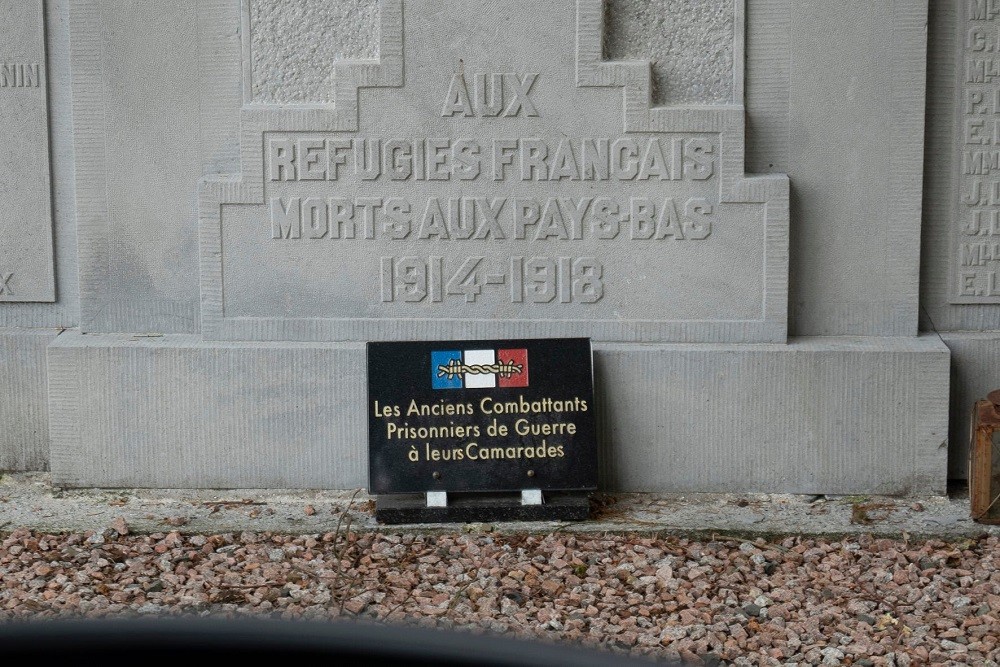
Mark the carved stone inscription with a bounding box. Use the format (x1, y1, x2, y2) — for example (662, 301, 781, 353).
(266, 131, 714, 308)
(0, 0, 55, 303)
(201, 0, 788, 342)
(954, 0, 1000, 302)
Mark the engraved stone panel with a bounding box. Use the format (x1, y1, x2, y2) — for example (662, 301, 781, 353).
(925, 0, 1000, 332)
(201, 0, 788, 343)
(0, 0, 55, 303)
(951, 0, 1000, 304)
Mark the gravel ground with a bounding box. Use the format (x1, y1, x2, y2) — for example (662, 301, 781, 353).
(2, 524, 999, 666)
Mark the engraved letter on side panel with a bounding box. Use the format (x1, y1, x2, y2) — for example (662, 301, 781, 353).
(0, 0, 55, 303)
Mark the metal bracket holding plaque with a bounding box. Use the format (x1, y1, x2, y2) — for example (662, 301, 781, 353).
(368, 338, 596, 524)
(426, 491, 448, 508)
(521, 490, 543, 506)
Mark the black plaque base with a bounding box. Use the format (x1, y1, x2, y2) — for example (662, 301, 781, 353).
(374, 492, 591, 525)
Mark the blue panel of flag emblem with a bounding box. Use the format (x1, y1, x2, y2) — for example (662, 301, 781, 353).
(431, 350, 464, 389)
(367, 338, 596, 495)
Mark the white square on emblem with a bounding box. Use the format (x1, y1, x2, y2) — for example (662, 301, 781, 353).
(463, 349, 497, 388)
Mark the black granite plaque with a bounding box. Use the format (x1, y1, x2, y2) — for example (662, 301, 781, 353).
(367, 338, 597, 495)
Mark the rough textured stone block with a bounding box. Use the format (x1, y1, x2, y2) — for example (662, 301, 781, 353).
(0, 329, 59, 471)
(48, 332, 949, 494)
(247, 0, 380, 104)
(604, 0, 735, 106)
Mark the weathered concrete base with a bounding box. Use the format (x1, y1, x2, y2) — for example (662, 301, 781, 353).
(938, 332, 1000, 481)
(0, 328, 60, 472)
(47, 332, 950, 494)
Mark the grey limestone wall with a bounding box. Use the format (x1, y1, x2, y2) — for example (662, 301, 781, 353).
(248, 0, 380, 104)
(67, 0, 929, 339)
(604, 0, 736, 106)
(746, 0, 927, 338)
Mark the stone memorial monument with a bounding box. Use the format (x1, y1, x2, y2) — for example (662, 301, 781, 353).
(0, 0, 966, 496)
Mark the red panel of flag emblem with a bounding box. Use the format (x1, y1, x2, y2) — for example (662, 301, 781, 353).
(498, 348, 529, 388)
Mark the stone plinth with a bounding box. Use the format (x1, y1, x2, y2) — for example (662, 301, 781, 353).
(49, 331, 948, 494)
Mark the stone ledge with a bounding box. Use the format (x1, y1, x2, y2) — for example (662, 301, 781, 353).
(0, 473, 985, 540)
(47, 331, 949, 494)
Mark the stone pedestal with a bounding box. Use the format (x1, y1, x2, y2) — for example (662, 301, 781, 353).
(48, 331, 949, 494)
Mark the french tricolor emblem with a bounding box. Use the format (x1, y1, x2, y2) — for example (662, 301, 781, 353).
(432, 349, 529, 390)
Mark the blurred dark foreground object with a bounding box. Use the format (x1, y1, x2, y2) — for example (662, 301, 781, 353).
(0, 617, 669, 666)
(971, 389, 1000, 524)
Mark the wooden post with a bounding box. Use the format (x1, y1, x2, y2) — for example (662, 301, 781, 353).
(970, 392, 1000, 524)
